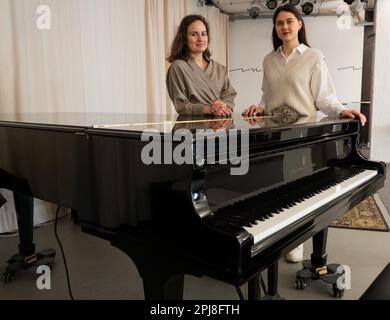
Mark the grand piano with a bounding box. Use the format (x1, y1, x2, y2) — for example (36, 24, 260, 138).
(0, 113, 386, 299)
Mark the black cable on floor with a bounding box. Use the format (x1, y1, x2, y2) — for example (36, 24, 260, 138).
(54, 206, 74, 300)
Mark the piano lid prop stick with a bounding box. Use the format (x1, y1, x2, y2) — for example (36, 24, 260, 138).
(92, 116, 278, 129)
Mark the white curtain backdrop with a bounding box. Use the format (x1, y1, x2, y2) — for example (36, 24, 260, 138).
(0, 0, 228, 114)
(0, 0, 229, 232)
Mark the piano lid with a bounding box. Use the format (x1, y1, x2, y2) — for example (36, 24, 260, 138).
(0, 113, 178, 130)
(0, 112, 357, 134)
(86, 114, 358, 136)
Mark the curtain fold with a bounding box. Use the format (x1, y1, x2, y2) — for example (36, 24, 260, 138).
(145, 0, 166, 114)
(0, 0, 229, 115)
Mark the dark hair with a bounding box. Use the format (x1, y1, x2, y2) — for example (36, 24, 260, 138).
(167, 15, 211, 63)
(272, 4, 310, 51)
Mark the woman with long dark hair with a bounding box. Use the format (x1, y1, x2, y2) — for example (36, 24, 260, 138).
(244, 4, 366, 263)
(166, 15, 236, 117)
(243, 4, 366, 125)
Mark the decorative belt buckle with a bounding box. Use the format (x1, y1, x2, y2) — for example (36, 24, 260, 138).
(271, 105, 300, 125)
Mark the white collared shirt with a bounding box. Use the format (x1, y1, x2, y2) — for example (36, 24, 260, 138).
(259, 43, 345, 117)
(277, 43, 307, 64)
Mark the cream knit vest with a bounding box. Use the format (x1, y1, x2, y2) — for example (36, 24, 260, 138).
(263, 48, 324, 117)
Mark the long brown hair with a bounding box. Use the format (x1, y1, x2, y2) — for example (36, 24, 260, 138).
(272, 4, 310, 51)
(167, 15, 211, 63)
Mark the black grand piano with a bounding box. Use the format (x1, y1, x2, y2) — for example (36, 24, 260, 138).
(0, 113, 386, 299)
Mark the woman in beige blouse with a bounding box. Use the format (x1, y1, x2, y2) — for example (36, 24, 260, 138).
(166, 15, 236, 117)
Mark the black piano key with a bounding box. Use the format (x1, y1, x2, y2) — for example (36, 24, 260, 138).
(217, 207, 258, 225)
(219, 205, 259, 223)
(214, 166, 371, 230)
(217, 215, 253, 228)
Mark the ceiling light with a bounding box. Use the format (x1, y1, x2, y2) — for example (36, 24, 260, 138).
(248, 6, 261, 19)
(267, 0, 278, 10)
(301, 2, 314, 15)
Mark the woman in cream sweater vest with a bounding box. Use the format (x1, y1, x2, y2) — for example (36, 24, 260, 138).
(243, 4, 366, 263)
(243, 4, 366, 124)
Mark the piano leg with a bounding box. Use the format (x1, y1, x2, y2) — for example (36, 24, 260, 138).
(1, 192, 56, 283)
(247, 274, 261, 300)
(310, 228, 328, 268)
(264, 262, 283, 299)
(13, 192, 36, 257)
(267, 261, 278, 296)
(248, 262, 282, 300)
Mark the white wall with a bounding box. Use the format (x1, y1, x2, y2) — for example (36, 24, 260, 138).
(370, 0, 390, 162)
(229, 15, 364, 113)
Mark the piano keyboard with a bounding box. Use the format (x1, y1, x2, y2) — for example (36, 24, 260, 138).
(214, 167, 378, 246)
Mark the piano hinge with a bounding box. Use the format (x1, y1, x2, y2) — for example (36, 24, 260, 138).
(75, 132, 90, 140)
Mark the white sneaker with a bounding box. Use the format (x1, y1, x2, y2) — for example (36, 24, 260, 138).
(285, 244, 304, 263)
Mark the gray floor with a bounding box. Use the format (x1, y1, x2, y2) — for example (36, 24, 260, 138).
(0, 167, 389, 300)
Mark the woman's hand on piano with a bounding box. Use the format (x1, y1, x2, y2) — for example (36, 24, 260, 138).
(211, 100, 233, 118)
(340, 109, 367, 126)
(242, 105, 265, 118)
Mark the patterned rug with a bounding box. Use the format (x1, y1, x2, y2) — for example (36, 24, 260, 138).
(331, 196, 389, 232)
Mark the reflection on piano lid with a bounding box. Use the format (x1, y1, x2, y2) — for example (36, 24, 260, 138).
(0, 113, 178, 130)
(0, 112, 350, 134)
(89, 114, 348, 133)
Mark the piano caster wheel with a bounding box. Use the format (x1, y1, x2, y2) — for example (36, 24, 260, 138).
(2, 272, 15, 283)
(6, 254, 24, 265)
(35, 256, 55, 272)
(295, 279, 306, 290)
(332, 285, 344, 298)
(37, 249, 56, 259)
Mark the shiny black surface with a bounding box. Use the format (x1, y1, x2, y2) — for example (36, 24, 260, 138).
(0, 113, 177, 129)
(0, 112, 355, 133)
(0, 112, 386, 297)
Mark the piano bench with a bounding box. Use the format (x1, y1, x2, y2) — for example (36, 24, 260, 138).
(360, 263, 390, 300)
